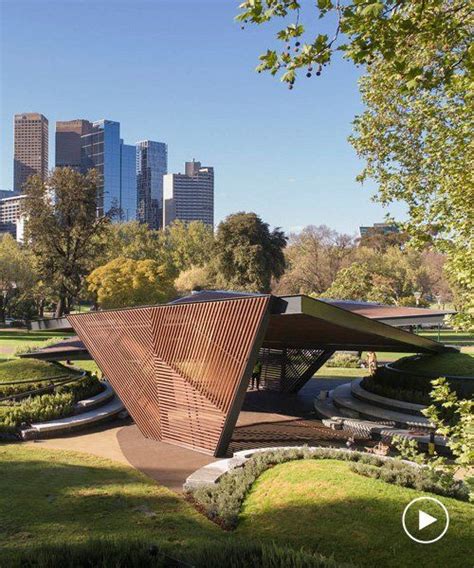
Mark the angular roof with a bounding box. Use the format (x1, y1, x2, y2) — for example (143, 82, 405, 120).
(22, 292, 450, 361)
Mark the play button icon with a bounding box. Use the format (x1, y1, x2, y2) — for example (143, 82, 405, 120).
(419, 510, 437, 531)
(402, 497, 449, 544)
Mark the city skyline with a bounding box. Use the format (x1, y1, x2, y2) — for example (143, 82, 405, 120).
(1, 1, 407, 234)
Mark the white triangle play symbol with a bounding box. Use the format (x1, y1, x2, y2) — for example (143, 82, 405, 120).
(419, 510, 437, 531)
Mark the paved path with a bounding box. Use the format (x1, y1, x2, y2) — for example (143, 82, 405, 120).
(24, 377, 360, 493)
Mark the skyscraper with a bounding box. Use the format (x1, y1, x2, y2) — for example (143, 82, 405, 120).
(136, 140, 168, 229)
(81, 119, 136, 220)
(163, 160, 214, 227)
(13, 113, 49, 191)
(55, 119, 92, 170)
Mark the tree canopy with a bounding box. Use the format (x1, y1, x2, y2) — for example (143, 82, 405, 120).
(214, 212, 287, 292)
(0, 234, 37, 323)
(275, 225, 354, 295)
(87, 257, 175, 309)
(237, 1, 472, 90)
(23, 168, 108, 317)
(239, 0, 473, 326)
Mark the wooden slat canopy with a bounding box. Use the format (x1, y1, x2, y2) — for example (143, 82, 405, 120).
(26, 292, 450, 456)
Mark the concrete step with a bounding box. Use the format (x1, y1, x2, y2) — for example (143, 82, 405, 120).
(351, 379, 426, 417)
(21, 395, 125, 440)
(314, 387, 448, 455)
(74, 381, 115, 414)
(332, 383, 433, 429)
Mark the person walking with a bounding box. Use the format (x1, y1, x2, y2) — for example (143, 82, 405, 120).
(366, 351, 378, 376)
(251, 360, 262, 390)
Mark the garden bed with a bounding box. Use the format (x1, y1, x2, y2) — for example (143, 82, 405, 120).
(361, 353, 474, 404)
(0, 359, 103, 434)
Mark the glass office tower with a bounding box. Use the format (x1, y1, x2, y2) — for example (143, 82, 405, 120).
(120, 141, 137, 221)
(136, 140, 168, 229)
(81, 120, 136, 219)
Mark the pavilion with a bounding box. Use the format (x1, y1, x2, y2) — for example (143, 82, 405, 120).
(25, 291, 451, 456)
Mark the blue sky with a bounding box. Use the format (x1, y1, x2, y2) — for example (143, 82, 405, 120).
(0, 0, 405, 235)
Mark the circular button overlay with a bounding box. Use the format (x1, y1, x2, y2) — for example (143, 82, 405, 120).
(402, 497, 449, 544)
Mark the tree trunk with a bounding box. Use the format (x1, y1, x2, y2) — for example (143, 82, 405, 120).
(0, 296, 5, 324)
(55, 296, 65, 318)
(38, 298, 45, 319)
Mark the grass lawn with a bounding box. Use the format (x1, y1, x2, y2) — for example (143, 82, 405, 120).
(237, 460, 474, 568)
(419, 330, 474, 347)
(0, 330, 74, 360)
(0, 445, 224, 563)
(316, 366, 366, 379)
(393, 352, 474, 376)
(0, 359, 75, 382)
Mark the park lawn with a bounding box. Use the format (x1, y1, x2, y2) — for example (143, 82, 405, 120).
(419, 329, 474, 347)
(0, 445, 225, 563)
(316, 366, 366, 379)
(237, 460, 474, 568)
(0, 330, 74, 359)
(0, 359, 75, 382)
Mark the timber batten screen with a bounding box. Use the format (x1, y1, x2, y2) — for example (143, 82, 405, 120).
(68, 296, 271, 455)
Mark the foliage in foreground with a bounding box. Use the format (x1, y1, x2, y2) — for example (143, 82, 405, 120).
(188, 447, 469, 530)
(4, 539, 347, 568)
(423, 378, 474, 468)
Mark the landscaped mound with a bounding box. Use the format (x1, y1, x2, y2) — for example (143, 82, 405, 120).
(189, 448, 468, 529)
(362, 352, 474, 404)
(0, 359, 103, 434)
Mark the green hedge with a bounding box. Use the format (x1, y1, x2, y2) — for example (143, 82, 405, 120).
(0, 392, 75, 432)
(0, 374, 103, 433)
(326, 353, 361, 368)
(3, 539, 348, 568)
(349, 460, 469, 500)
(188, 448, 469, 530)
(361, 375, 430, 405)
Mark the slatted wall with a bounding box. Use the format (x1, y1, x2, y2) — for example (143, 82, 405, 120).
(69, 296, 270, 455)
(259, 348, 335, 393)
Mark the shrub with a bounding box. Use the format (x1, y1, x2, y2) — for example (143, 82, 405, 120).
(189, 448, 385, 529)
(0, 392, 75, 432)
(361, 375, 430, 405)
(3, 538, 349, 568)
(326, 353, 361, 368)
(349, 460, 469, 501)
(189, 447, 470, 530)
(59, 373, 103, 401)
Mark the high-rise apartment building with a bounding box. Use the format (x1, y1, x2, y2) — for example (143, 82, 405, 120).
(55, 119, 92, 169)
(81, 119, 136, 220)
(163, 160, 214, 227)
(136, 140, 168, 229)
(0, 193, 26, 241)
(13, 113, 49, 191)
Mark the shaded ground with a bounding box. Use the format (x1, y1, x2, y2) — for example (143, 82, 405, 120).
(0, 445, 223, 563)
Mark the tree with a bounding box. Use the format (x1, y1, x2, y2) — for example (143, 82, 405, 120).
(322, 245, 432, 305)
(87, 257, 175, 309)
(0, 234, 37, 323)
(275, 225, 355, 295)
(237, 1, 472, 90)
(350, 65, 473, 325)
(164, 220, 215, 273)
(100, 221, 166, 263)
(239, 1, 472, 325)
(23, 168, 108, 318)
(174, 265, 214, 294)
(214, 212, 287, 292)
